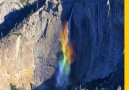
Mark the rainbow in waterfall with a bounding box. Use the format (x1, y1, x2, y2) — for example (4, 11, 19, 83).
(56, 20, 75, 87)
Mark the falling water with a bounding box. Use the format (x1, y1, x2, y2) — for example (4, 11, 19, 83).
(56, 11, 75, 88)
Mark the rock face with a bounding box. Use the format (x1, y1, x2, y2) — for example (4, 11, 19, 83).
(0, 0, 62, 89)
(70, 0, 124, 82)
(0, 0, 124, 90)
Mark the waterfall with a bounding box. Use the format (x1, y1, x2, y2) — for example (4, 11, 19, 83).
(56, 10, 75, 88)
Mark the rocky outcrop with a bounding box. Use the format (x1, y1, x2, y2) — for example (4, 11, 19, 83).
(0, 0, 37, 24)
(0, 0, 62, 89)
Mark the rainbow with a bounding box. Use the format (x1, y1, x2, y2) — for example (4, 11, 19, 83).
(56, 21, 75, 87)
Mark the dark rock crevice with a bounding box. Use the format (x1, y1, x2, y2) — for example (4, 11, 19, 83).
(41, 19, 49, 38)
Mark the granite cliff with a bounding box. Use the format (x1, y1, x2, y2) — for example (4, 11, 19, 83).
(0, 0, 124, 90)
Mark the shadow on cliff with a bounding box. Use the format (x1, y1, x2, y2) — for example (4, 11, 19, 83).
(34, 0, 124, 90)
(0, 0, 46, 39)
